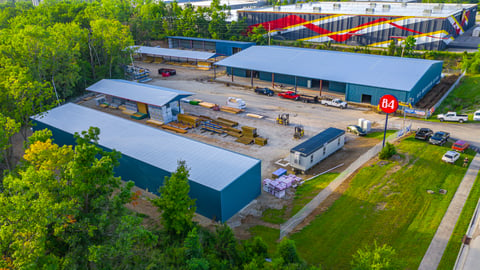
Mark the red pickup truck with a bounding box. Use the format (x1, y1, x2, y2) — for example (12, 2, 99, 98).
(452, 140, 469, 152)
(278, 91, 300, 100)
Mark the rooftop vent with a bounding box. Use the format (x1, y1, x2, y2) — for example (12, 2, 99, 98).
(333, 3, 341, 10)
(295, 3, 302, 9)
(313, 6, 321, 12)
(369, 3, 376, 8)
(401, 2, 407, 7)
(423, 9, 432, 16)
(433, 4, 443, 12)
(382, 4, 391, 11)
(366, 8, 375, 14)
(273, 5, 281, 11)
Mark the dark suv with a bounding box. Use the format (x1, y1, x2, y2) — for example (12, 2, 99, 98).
(429, 131, 450, 146)
(254, 87, 274, 96)
(415, 128, 433, 141)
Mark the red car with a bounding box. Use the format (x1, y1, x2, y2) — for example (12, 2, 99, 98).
(278, 91, 300, 100)
(452, 140, 469, 152)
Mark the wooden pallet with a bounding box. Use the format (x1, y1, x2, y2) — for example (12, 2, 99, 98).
(146, 119, 164, 127)
(220, 106, 243, 114)
(199, 102, 216, 109)
(161, 125, 187, 134)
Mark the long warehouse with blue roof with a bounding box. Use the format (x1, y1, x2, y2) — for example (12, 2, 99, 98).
(31, 103, 261, 222)
(215, 46, 443, 105)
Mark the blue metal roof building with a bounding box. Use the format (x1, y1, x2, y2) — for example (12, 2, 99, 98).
(168, 36, 256, 56)
(215, 46, 443, 105)
(31, 103, 261, 222)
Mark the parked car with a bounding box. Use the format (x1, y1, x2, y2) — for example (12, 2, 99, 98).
(437, 112, 468, 123)
(429, 131, 450, 145)
(414, 128, 434, 141)
(158, 68, 176, 76)
(452, 140, 470, 152)
(254, 87, 274, 96)
(346, 125, 366, 136)
(320, 98, 348, 109)
(442, 150, 460, 164)
(474, 110, 480, 121)
(278, 91, 300, 100)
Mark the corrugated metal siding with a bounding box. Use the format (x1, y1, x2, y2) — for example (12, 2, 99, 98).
(221, 161, 261, 221)
(408, 61, 443, 105)
(329, 81, 346, 93)
(346, 84, 407, 105)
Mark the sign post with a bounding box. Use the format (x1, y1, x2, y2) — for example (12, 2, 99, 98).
(378, 95, 399, 147)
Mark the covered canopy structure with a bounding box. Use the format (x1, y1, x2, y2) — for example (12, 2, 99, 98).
(132, 45, 216, 61)
(31, 103, 261, 222)
(87, 79, 193, 124)
(215, 46, 443, 105)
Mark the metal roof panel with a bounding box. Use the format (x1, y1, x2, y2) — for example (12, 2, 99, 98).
(291, 127, 345, 156)
(132, 46, 216, 60)
(215, 46, 443, 91)
(32, 103, 260, 191)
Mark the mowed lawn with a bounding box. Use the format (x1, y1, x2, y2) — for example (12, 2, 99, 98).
(289, 136, 475, 269)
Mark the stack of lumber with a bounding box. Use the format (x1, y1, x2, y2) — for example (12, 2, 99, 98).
(235, 137, 253, 145)
(199, 102, 216, 109)
(169, 121, 190, 130)
(200, 121, 224, 134)
(153, 57, 163, 63)
(197, 115, 212, 122)
(216, 117, 238, 127)
(224, 126, 242, 137)
(241, 126, 257, 137)
(177, 114, 201, 127)
(220, 106, 243, 114)
(146, 119, 164, 127)
(121, 109, 136, 116)
(255, 137, 268, 146)
(161, 125, 187, 134)
(246, 113, 264, 119)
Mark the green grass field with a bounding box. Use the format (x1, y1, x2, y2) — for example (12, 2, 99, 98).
(284, 136, 475, 269)
(438, 166, 480, 270)
(435, 74, 480, 116)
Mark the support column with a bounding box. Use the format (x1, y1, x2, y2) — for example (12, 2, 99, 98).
(295, 76, 298, 93)
(319, 80, 323, 96)
(251, 70, 254, 87)
(213, 64, 216, 79)
(232, 68, 234, 82)
(272, 73, 275, 88)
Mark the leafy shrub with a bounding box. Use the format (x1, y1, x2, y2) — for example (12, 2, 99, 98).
(379, 143, 396, 160)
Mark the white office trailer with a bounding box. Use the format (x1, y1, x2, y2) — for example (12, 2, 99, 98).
(289, 127, 345, 173)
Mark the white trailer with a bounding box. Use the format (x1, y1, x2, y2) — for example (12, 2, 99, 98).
(289, 127, 345, 173)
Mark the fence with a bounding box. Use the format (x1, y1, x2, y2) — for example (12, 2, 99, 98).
(279, 131, 400, 239)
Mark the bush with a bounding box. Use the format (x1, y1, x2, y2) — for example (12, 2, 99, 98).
(379, 143, 396, 160)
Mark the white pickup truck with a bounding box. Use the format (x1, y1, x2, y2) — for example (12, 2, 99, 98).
(320, 98, 348, 109)
(437, 112, 468, 123)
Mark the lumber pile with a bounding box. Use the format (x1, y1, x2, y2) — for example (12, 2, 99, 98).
(199, 102, 216, 109)
(246, 113, 264, 119)
(220, 106, 243, 114)
(146, 119, 164, 127)
(153, 57, 163, 63)
(235, 137, 253, 145)
(200, 121, 224, 134)
(161, 125, 187, 134)
(177, 114, 201, 127)
(169, 121, 190, 130)
(241, 126, 258, 137)
(224, 126, 242, 137)
(255, 137, 268, 146)
(216, 117, 238, 127)
(121, 109, 136, 116)
(142, 56, 154, 63)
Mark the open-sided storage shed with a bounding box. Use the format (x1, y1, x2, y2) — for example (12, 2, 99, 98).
(289, 127, 345, 173)
(31, 103, 261, 222)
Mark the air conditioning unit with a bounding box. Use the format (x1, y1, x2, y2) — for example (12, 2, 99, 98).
(295, 3, 302, 9)
(333, 3, 341, 10)
(423, 9, 432, 16)
(313, 6, 321, 12)
(382, 4, 391, 11)
(366, 8, 375, 14)
(273, 6, 281, 11)
(402, 2, 407, 7)
(369, 3, 376, 8)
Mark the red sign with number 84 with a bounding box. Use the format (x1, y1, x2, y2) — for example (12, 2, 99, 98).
(378, 95, 399, 114)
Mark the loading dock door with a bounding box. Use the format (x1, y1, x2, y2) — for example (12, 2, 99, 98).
(361, 94, 372, 104)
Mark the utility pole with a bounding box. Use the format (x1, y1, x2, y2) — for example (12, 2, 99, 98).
(268, 23, 271, 46)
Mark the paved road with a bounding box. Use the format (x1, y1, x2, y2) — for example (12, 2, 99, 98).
(418, 153, 480, 270)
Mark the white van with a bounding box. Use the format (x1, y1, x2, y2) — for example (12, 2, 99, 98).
(227, 97, 246, 109)
(474, 110, 480, 121)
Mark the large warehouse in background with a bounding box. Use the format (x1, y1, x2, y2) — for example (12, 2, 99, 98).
(31, 103, 261, 222)
(238, 2, 477, 50)
(215, 46, 443, 106)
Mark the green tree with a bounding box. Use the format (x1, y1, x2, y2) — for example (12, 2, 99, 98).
(403, 36, 416, 57)
(249, 24, 268, 45)
(387, 40, 396, 56)
(0, 113, 20, 173)
(276, 238, 302, 265)
(351, 241, 402, 270)
(152, 160, 196, 237)
(185, 227, 203, 259)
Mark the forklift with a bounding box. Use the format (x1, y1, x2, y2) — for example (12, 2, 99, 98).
(276, 113, 289, 125)
(293, 125, 304, 139)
